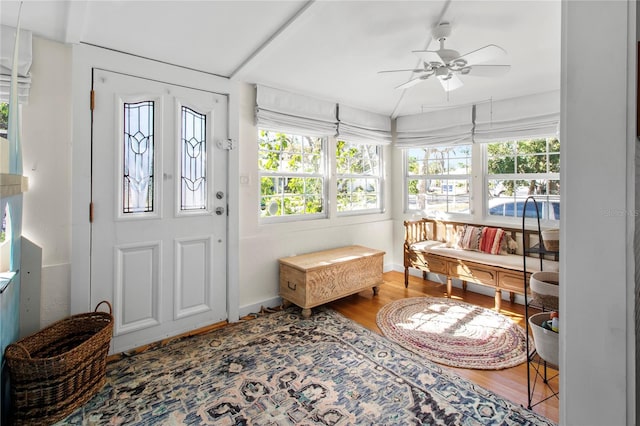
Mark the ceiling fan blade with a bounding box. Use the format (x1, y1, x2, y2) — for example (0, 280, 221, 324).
(378, 68, 426, 74)
(438, 73, 463, 92)
(456, 44, 507, 65)
(395, 76, 429, 90)
(465, 64, 511, 77)
(412, 50, 444, 65)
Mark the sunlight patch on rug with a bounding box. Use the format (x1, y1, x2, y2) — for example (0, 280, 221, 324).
(57, 307, 549, 425)
(377, 297, 527, 370)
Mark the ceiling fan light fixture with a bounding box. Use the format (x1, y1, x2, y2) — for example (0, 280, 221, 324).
(435, 67, 450, 78)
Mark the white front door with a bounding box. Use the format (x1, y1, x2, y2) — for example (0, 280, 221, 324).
(91, 69, 228, 353)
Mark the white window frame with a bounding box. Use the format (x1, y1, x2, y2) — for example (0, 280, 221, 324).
(483, 137, 560, 225)
(336, 140, 384, 216)
(403, 145, 473, 218)
(258, 129, 328, 223)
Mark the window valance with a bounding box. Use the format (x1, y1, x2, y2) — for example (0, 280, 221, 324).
(337, 105, 391, 145)
(395, 105, 474, 147)
(254, 85, 559, 147)
(0, 25, 32, 104)
(394, 91, 560, 148)
(473, 90, 560, 143)
(255, 85, 338, 136)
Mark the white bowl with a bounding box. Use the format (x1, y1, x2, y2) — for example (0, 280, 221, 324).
(530, 271, 559, 310)
(529, 312, 559, 366)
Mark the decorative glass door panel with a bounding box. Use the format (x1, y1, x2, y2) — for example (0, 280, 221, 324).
(180, 105, 208, 212)
(123, 100, 155, 214)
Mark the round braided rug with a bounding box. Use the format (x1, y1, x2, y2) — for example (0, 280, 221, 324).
(376, 297, 527, 370)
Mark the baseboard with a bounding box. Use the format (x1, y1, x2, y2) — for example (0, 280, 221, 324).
(238, 296, 283, 319)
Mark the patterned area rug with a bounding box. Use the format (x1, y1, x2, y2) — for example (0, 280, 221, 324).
(57, 308, 550, 425)
(377, 297, 527, 370)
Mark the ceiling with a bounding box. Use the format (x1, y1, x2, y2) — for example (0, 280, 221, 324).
(0, 0, 561, 117)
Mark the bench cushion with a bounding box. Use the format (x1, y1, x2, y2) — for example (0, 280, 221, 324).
(410, 241, 559, 273)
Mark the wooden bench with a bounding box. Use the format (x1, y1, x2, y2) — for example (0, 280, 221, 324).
(404, 218, 559, 311)
(279, 245, 385, 317)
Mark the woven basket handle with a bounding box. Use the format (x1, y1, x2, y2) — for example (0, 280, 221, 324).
(9, 342, 31, 359)
(95, 300, 113, 315)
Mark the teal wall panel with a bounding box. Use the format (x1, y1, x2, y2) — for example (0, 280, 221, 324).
(1, 193, 23, 422)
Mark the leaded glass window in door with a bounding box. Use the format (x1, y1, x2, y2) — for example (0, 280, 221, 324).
(180, 106, 207, 211)
(123, 101, 154, 214)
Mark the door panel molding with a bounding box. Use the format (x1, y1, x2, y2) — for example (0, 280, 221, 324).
(174, 236, 212, 320)
(113, 241, 162, 336)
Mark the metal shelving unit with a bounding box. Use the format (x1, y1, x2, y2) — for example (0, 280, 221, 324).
(522, 196, 560, 410)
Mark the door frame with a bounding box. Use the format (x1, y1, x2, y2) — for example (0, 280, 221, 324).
(71, 43, 239, 323)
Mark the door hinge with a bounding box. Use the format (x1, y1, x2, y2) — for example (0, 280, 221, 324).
(89, 202, 94, 223)
(90, 90, 95, 111)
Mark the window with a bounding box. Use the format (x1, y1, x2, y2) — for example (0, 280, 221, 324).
(336, 141, 382, 214)
(180, 106, 207, 211)
(258, 130, 326, 219)
(405, 145, 472, 214)
(0, 102, 7, 139)
(486, 137, 560, 221)
(123, 100, 155, 214)
(0, 205, 10, 272)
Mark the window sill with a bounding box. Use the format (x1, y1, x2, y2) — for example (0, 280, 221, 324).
(0, 173, 28, 198)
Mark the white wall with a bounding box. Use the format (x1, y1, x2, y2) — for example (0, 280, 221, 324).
(236, 83, 395, 315)
(561, 1, 636, 425)
(21, 37, 72, 327)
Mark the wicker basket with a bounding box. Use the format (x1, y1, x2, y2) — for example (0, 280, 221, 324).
(5, 301, 113, 425)
(529, 271, 559, 311)
(541, 228, 559, 252)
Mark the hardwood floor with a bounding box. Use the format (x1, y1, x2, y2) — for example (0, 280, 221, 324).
(326, 270, 559, 424)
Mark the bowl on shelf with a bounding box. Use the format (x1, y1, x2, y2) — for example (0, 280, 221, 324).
(528, 312, 559, 366)
(529, 271, 559, 311)
(541, 228, 559, 252)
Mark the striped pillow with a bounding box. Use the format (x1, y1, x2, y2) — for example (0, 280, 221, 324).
(459, 225, 483, 251)
(480, 227, 506, 255)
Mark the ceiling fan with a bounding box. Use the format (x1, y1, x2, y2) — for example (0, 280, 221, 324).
(380, 22, 511, 92)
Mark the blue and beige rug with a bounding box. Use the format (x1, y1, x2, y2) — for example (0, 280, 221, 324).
(58, 307, 553, 425)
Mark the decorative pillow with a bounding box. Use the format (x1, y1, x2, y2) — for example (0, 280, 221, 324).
(500, 234, 518, 255)
(458, 225, 483, 251)
(480, 227, 506, 255)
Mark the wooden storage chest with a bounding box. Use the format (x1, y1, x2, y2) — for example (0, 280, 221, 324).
(279, 245, 385, 317)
